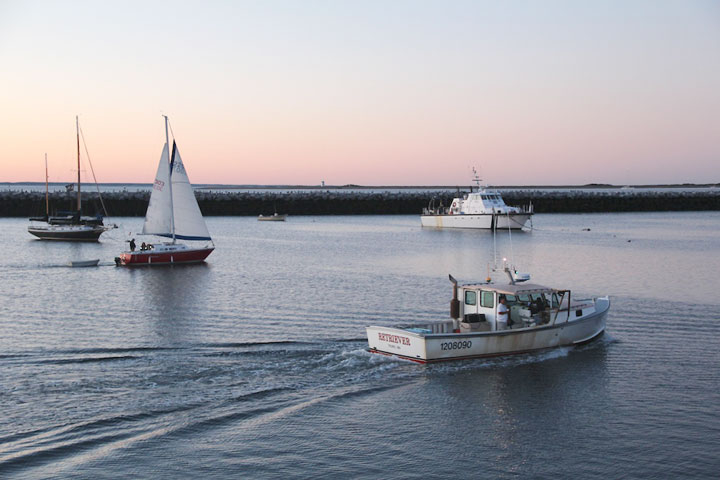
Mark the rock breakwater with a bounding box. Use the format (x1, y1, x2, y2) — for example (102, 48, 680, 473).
(4, 189, 719, 217)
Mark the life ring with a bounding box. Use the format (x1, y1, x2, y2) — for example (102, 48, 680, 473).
(452, 201, 457, 208)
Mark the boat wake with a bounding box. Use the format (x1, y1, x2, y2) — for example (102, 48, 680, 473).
(0, 335, 614, 477)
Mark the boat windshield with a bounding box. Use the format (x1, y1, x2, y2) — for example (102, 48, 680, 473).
(504, 292, 552, 309)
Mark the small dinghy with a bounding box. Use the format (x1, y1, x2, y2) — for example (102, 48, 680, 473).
(70, 259, 100, 267)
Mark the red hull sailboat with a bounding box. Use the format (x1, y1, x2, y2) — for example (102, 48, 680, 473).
(116, 116, 214, 266)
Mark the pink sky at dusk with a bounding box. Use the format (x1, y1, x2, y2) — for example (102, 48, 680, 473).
(1, 0, 718, 186)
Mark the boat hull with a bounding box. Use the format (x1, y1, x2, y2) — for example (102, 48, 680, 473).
(420, 213, 532, 230)
(116, 246, 214, 266)
(70, 259, 100, 267)
(258, 214, 287, 222)
(367, 297, 609, 363)
(28, 225, 106, 241)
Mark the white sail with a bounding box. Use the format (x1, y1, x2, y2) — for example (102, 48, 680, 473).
(168, 142, 211, 241)
(141, 143, 173, 236)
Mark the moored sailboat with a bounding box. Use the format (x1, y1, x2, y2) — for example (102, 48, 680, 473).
(115, 116, 214, 266)
(28, 117, 111, 241)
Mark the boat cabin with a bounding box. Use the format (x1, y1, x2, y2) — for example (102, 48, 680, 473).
(449, 190, 521, 215)
(457, 283, 570, 332)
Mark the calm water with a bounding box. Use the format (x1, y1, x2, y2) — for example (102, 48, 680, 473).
(1, 213, 719, 479)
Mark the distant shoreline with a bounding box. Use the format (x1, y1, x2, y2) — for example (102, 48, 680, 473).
(2, 181, 719, 190)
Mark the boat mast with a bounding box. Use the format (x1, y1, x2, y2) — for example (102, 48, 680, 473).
(76, 116, 81, 212)
(164, 115, 176, 244)
(44, 153, 49, 217)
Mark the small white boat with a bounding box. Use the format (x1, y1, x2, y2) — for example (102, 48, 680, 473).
(70, 259, 100, 267)
(258, 213, 287, 222)
(367, 265, 609, 363)
(421, 168, 533, 230)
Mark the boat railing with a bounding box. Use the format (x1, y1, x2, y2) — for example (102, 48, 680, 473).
(423, 196, 450, 215)
(551, 290, 573, 324)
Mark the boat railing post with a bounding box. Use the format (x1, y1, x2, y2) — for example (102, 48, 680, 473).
(566, 290, 571, 323)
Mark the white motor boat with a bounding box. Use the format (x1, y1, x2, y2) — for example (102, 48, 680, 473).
(366, 265, 609, 363)
(258, 213, 287, 222)
(421, 168, 533, 230)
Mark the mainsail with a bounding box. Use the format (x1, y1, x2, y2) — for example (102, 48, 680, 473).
(141, 141, 211, 241)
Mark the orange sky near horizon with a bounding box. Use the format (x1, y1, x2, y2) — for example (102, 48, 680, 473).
(1, 1, 719, 186)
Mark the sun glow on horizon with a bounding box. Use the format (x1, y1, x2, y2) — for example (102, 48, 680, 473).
(1, 1, 718, 186)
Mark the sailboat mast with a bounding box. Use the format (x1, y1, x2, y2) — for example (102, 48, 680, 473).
(44, 153, 49, 216)
(164, 115, 176, 243)
(76, 116, 81, 212)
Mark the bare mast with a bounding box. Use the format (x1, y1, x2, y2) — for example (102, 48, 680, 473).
(164, 115, 176, 244)
(76, 116, 81, 212)
(44, 153, 49, 217)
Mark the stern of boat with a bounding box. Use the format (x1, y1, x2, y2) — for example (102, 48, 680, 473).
(366, 326, 428, 362)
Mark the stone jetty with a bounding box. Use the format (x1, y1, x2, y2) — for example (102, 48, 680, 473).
(4, 188, 719, 217)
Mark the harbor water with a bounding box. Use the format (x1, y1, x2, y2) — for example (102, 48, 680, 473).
(1, 212, 719, 478)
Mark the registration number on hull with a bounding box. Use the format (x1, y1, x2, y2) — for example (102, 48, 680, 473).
(440, 340, 472, 351)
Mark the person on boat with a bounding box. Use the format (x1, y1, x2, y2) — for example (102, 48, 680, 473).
(141, 242, 147, 251)
(129, 238, 136, 252)
(497, 295, 509, 330)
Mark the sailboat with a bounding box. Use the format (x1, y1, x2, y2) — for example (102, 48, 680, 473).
(115, 116, 214, 266)
(28, 117, 110, 241)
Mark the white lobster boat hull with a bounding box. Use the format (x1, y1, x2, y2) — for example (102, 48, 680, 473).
(420, 213, 532, 230)
(367, 297, 609, 363)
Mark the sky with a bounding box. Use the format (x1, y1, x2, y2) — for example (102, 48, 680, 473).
(0, 0, 719, 186)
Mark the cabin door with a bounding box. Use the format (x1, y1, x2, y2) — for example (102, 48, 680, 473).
(463, 289, 478, 319)
(479, 290, 496, 324)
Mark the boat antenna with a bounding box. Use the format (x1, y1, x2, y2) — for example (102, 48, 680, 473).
(164, 115, 176, 244)
(492, 207, 498, 269)
(472, 166, 482, 190)
(507, 210, 515, 266)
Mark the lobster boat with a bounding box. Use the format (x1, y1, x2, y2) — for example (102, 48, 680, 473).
(367, 265, 609, 363)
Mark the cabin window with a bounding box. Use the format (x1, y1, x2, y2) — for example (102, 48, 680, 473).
(518, 294, 531, 303)
(465, 291, 477, 305)
(481, 291, 494, 308)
